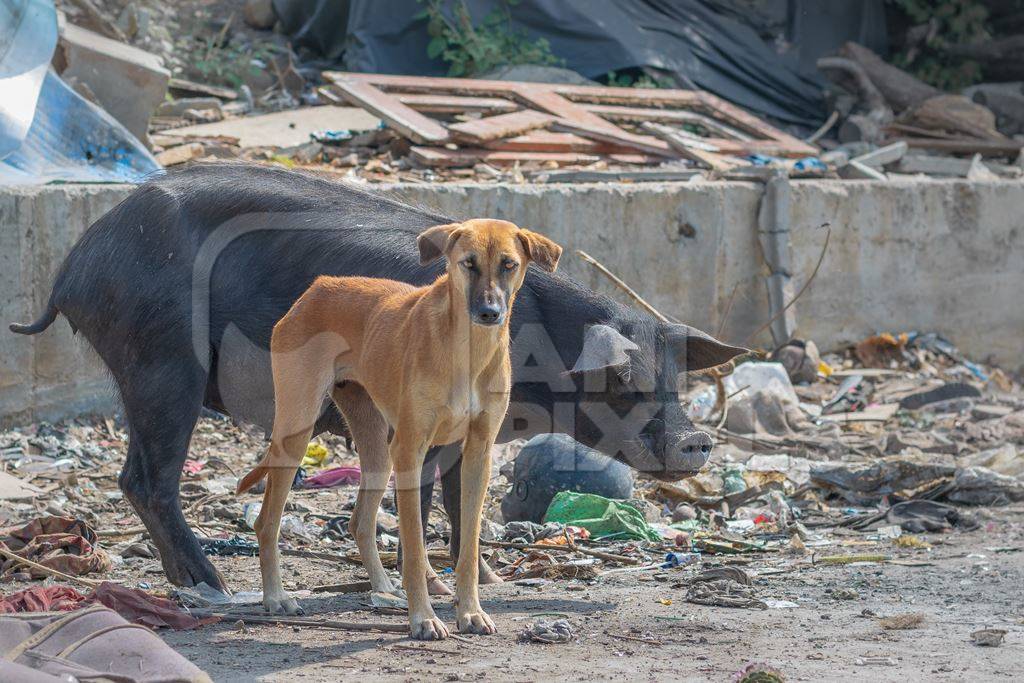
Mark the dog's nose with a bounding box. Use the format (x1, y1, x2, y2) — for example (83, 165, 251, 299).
(475, 304, 503, 325)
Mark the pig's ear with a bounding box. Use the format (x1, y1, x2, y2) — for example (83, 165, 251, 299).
(517, 229, 562, 272)
(570, 324, 638, 374)
(417, 223, 464, 265)
(666, 324, 749, 372)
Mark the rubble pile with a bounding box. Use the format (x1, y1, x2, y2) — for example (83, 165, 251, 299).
(0, 332, 1021, 638)
(31, 1, 1020, 185)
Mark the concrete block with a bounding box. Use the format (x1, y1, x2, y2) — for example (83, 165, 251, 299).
(55, 23, 169, 147)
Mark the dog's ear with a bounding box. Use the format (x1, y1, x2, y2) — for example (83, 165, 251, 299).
(517, 229, 562, 273)
(417, 223, 464, 265)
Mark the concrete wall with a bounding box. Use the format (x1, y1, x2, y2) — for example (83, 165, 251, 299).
(2, 178, 1022, 424)
(1, 185, 124, 424)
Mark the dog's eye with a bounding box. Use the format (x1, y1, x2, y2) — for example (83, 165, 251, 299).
(503, 260, 519, 271)
(461, 258, 476, 271)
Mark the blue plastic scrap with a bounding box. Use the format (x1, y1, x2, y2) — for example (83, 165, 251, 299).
(0, 0, 160, 184)
(0, 0, 57, 159)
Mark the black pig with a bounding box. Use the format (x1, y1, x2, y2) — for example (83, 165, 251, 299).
(11, 164, 746, 590)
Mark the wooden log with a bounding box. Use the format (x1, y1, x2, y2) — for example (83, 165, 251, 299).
(837, 42, 940, 112)
(891, 137, 1024, 157)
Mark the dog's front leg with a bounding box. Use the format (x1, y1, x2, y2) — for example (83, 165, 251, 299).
(454, 419, 498, 635)
(392, 431, 449, 640)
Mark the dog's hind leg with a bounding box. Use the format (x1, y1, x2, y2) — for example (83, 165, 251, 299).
(244, 343, 334, 616)
(332, 383, 398, 596)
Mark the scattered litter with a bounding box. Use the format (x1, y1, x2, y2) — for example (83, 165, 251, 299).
(520, 618, 574, 644)
(970, 628, 1007, 647)
(731, 662, 785, 683)
(878, 613, 926, 630)
(686, 579, 767, 610)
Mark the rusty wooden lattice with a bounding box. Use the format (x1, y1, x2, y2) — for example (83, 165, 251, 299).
(322, 71, 817, 167)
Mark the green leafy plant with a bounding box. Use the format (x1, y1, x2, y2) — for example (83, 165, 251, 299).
(191, 35, 282, 89)
(889, 0, 990, 90)
(416, 0, 563, 77)
(603, 70, 671, 89)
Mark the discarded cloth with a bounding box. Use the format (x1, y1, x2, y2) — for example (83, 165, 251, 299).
(302, 465, 360, 489)
(0, 516, 112, 580)
(812, 454, 1024, 507)
(85, 582, 216, 630)
(846, 500, 979, 533)
(0, 605, 212, 682)
(0, 581, 215, 630)
(0, 585, 87, 613)
(543, 491, 660, 542)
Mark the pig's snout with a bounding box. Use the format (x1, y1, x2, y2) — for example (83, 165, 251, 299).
(652, 430, 712, 481)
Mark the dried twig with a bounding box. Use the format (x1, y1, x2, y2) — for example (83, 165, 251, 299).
(198, 611, 407, 633)
(576, 250, 671, 323)
(804, 110, 839, 145)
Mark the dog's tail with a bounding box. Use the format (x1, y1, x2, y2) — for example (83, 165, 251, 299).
(236, 458, 270, 494)
(10, 301, 59, 335)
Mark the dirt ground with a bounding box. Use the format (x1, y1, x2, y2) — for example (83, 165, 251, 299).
(3, 336, 1023, 682)
(156, 512, 1023, 682)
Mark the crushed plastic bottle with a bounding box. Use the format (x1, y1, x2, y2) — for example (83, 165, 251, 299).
(242, 501, 261, 529)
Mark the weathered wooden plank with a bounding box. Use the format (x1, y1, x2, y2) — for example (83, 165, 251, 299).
(582, 104, 754, 141)
(322, 72, 819, 157)
(483, 130, 638, 154)
(409, 146, 601, 168)
(448, 110, 556, 144)
(642, 122, 745, 171)
(534, 168, 702, 183)
(327, 78, 449, 144)
(551, 118, 676, 157)
(397, 94, 518, 114)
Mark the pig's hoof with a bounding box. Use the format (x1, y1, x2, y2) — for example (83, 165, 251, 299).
(479, 568, 504, 585)
(263, 595, 302, 616)
(457, 610, 496, 635)
(410, 615, 449, 640)
(427, 575, 453, 596)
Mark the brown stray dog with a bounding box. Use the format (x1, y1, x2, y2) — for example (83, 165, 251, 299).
(237, 219, 561, 639)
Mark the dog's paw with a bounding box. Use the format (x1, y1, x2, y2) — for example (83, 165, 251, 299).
(410, 615, 450, 640)
(263, 594, 302, 616)
(457, 610, 496, 635)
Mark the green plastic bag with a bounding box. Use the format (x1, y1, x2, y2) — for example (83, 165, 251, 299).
(543, 492, 661, 542)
